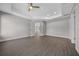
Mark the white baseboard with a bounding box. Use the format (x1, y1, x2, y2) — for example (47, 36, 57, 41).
(71, 39, 75, 43)
(0, 35, 73, 44)
(0, 35, 29, 42)
(0, 34, 45, 42)
(29, 34, 44, 36)
(68, 36, 75, 43)
(75, 46, 79, 54)
(46, 34, 69, 39)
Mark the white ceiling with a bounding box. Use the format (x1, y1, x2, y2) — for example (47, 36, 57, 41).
(0, 3, 74, 21)
(62, 3, 74, 15)
(12, 3, 62, 20)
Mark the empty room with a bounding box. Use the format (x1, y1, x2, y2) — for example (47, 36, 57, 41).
(0, 3, 79, 56)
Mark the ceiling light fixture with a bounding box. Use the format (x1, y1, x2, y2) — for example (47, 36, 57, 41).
(28, 3, 40, 11)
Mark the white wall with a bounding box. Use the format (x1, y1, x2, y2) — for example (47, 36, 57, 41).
(0, 14, 1, 37)
(1, 14, 31, 39)
(0, 12, 75, 43)
(0, 14, 46, 40)
(46, 16, 70, 38)
(75, 4, 79, 53)
(29, 21, 45, 36)
(69, 13, 75, 43)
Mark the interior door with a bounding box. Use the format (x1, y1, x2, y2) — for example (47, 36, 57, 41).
(35, 22, 41, 37)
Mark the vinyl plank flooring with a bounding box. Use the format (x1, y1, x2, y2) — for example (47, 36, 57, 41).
(0, 35, 78, 56)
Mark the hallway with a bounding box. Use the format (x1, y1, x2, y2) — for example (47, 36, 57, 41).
(0, 36, 78, 56)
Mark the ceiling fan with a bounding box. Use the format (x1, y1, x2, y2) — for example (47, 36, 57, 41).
(28, 3, 40, 11)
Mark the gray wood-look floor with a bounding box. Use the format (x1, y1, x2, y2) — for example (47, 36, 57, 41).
(0, 35, 78, 56)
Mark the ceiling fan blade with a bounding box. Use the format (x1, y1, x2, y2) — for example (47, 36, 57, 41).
(32, 6, 40, 8)
(28, 3, 40, 11)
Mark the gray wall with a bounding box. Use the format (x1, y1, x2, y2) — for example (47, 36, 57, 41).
(46, 16, 69, 38)
(0, 14, 1, 37)
(75, 3, 79, 53)
(1, 14, 31, 39)
(0, 12, 75, 44)
(0, 13, 46, 40)
(0, 10, 75, 44)
(69, 13, 75, 43)
(30, 21, 46, 36)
